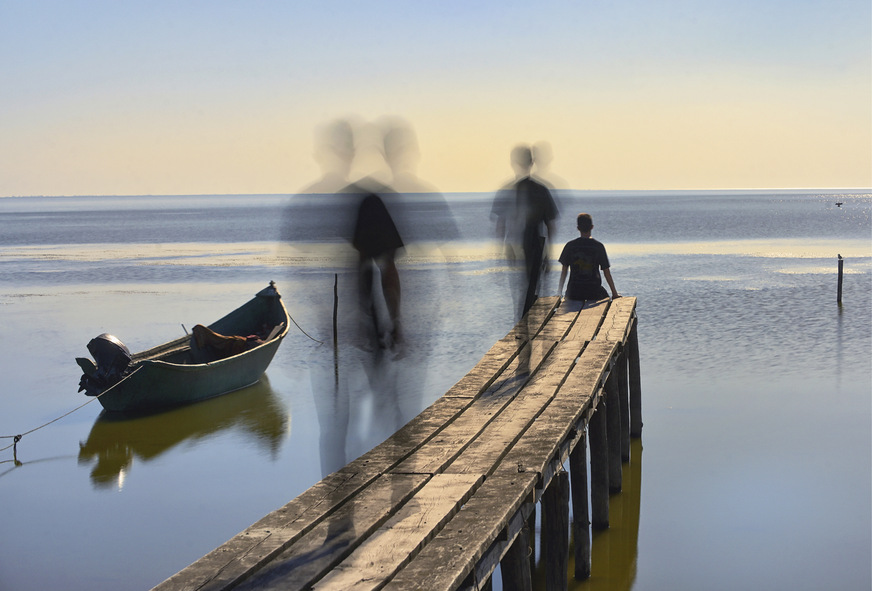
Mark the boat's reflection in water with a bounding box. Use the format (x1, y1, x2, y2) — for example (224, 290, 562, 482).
(78, 375, 287, 489)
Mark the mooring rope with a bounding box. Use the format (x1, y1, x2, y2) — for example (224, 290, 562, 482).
(1, 395, 100, 454)
(287, 308, 324, 344)
(0, 376, 121, 457)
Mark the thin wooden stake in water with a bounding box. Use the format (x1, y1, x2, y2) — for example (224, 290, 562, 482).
(333, 273, 339, 390)
(837, 255, 843, 305)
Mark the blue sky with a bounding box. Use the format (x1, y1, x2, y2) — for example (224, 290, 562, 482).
(1, 1, 869, 195)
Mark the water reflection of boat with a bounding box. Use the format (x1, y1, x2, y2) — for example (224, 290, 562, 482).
(78, 375, 288, 488)
(75, 282, 290, 413)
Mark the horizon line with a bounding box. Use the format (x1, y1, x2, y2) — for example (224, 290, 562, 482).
(2, 187, 870, 199)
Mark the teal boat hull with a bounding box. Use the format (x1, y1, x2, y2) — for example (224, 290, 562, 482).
(86, 283, 290, 413)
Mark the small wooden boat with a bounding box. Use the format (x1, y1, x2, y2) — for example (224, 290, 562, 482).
(76, 282, 290, 413)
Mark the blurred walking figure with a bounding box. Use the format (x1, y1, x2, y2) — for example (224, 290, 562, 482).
(352, 189, 404, 352)
(283, 117, 404, 476)
(287, 117, 463, 477)
(532, 140, 569, 194)
(491, 144, 559, 318)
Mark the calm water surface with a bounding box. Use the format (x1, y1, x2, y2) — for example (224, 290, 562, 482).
(1, 191, 869, 590)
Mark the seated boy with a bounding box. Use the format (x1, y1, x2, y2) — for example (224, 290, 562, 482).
(558, 213, 620, 301)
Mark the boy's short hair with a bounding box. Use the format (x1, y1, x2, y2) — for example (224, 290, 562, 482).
(577, 213, 593, 232)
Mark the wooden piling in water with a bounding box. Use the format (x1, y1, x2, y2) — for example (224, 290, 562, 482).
(542, 469, 569, 591)
(589, 400, 609, 530)
(501, 524, 533, 591)
(628, 322, 643, 438)
(617, 346, 631, 462)
(527, 505, 536, 574)
(605, 372, 623, 493)
(569, 431, 591, 580)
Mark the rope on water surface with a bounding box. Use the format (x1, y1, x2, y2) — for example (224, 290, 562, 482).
(287, 308, 324, 344)
(0, 388, 110, 457)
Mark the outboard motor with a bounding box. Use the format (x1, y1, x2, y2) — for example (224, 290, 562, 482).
(77, 334, 132, 395)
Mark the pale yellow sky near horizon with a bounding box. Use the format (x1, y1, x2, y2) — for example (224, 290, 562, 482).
(1, 2, 870, 197)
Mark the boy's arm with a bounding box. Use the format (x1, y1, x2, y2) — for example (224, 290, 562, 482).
(603, 268, 620, 299)
(558, 264, 568, 298)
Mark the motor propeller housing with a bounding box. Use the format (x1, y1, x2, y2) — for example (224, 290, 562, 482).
(77, 333, 131, 395)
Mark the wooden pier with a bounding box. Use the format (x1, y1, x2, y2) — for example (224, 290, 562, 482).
(153, 295, 642, 591)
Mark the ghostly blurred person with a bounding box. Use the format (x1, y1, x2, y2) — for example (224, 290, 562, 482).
(284, 118, 421, 477)
(491, 144, 559, 318)
(300, 119, 357, 195)
(532, 141, 569, 197)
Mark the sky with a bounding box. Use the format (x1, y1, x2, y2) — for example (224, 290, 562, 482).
(1, 0, 870, 196)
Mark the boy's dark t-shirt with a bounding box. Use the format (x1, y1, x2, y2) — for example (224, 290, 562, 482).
(559, 237, 610, 300)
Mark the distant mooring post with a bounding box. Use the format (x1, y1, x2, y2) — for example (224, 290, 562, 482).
(837, 255, 843, 305)
(333, 273, 339, 389)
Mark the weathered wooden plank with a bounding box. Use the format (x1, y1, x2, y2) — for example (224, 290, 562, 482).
(391, 339, 554, 476)
(343, 396, 474, 474)
(498, 297, 559, 353)
(232, 474, 429, 591)
(336, 306, 568, 476)
(598, 297, 636, 343)
(494, 341, 616, 488)
(440, 297, 559, 402)
(389, 390, 522, 475)
(383, 472, 538, 591)
(537, 304, 580, 341)
(565, 299, 609, 342)
(312, 474, 484, 590)
(443, 338, 523, 400)
(514, 296, 560, 337)
(152, 470, 376, 591)
(510, 296, 561, 375)
(339, 321, 565, 478)
(445, 341, 581, 476)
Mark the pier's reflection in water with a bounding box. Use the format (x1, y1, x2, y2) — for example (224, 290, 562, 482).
(540, 439, 642, 591)
(77, 376, 287, 489)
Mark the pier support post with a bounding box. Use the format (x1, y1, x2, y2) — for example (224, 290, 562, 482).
(501, 523, 533, 591)
(618, 346, 631, 461)
(628, 322, 643, 438)
(589, 400, 609, 529)
(605, 372, 623, 493)
(569, 431, 591, 580)
(527, 506, 536, 574)
(542, 469, 569, 591)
